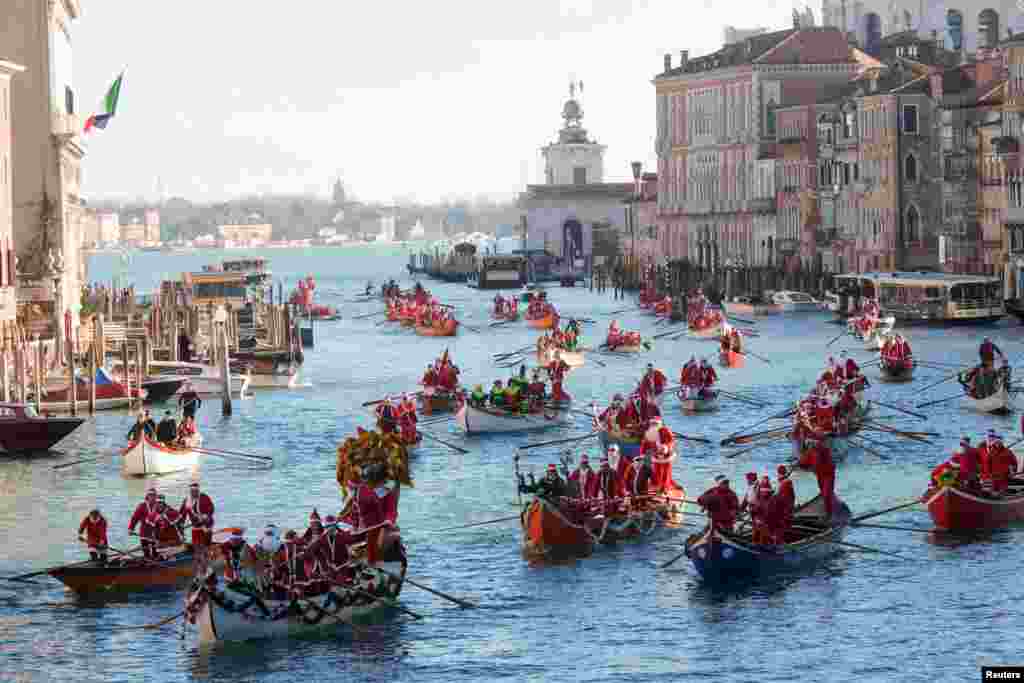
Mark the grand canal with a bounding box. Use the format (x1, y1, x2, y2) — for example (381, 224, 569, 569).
(0, 245, 1020, 682)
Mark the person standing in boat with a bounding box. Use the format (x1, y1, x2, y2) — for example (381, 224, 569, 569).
(982, 432, 1018, 495)
(176, 415, 197, 446)
(271, 530, 306, 599)
(808, 439, 837, 519)
(979, 337, 1004, 367)
(698, 359, 718, 397)
(750, 475, 776, 545)
(772, 465, 796, 544)
(179, 481, 215, 550)
(569, 455, 598, 501)
(547, 357, 571, 403)
(129, 487, 160, 559)
(148, 494, 184, 558)
(697, 475, 739, 532)
(738, 472, 759, 519)
(376, 397, 398, 434)
(178, 383, 202, 419)
(640, 363, 667, 398)
(78, 509, 109, 564)
(156, 410, 177, 445)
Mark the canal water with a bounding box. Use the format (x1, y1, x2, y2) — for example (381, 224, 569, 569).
(0, 245, 1020, 682)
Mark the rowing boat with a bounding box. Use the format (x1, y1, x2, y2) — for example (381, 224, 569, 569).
(678, 388, 719, 413)
(48, 546, 196, 593)
(964, 384, 1013, 414)
(415, 319, 458, 337)
(688, 321, 722, 339)
(537, 348, 585, 368)
(924, 481, 1024, 531)
(418, 389, 460, 414)
(719, 350, 744, 368)
(684, 495, 851, 583)
(602, 343, 643, 353)
(455, 400, 570, 434)
(121, 434, 204, 476)
(189, 553, 407, 644)
(526, 312, 557, 330)
(878, 356, 914, 382)
(521, 484, 685, 560)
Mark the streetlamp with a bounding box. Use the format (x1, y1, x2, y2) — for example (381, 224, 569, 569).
(631, 161, 643, 287)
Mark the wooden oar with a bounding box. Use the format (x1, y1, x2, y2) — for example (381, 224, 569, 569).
(494, 346, 533, 360)
(724, 437, 786, 459)
(724, 406, 796, 440)
(725, 314, 757, 325)
(735, 349, 771, 364)
(721, 426, 789, 447)
(848, 436, 886, 460)
(377, 569, 476, 609)
(862, 422, 939, 438)
(674, 432, 711, 444)
(418, 431, 470, 454)
(53, 454, 109, 470)
(850, 499, 922, 524)
(717, 390, 765, 408)
(110, 610, 185, 630)
(826, 331, 848, 347)
(433, 515, 520, 532)
(519, 432, 597, 450)
(917, 370, 964, 393)
(915, 393, 963, 409)
(6, 542, 147, 583)
(195, 447, 274, 463)
(349, 586, 424, 620)
(828, 539, 913, 561)
(363, 392, 422, 407)
(868, 400, 926, 421)
(851, 522, 948, 535)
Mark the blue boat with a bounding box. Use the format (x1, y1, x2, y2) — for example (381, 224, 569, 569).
(684, 495, 851, 583)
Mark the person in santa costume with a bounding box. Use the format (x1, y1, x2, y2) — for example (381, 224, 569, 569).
(129, 487, 160, 559)
(300, 521, 331, 595)
(983, 431, 1019, 494)
(738, 472, 759, 517)
(569, 455, 599, 500)
(750, 475, 775, 545)
(773, 465, 796, 544)
(78, 509, 109, 564)
(640, 363, 667, 398)
(595, 456, 619, 508)
(271, 529, 306, 599)
(697, 475, 739, 532)
(547, 357, 571, 402)
(349, 468, 393, 565)
(147, 494, 183, 556)
(179, 480, 215, 549)
(222, 529, 259, 584)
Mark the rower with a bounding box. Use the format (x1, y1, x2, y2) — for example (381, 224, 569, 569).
(78, 509, 109, 564)
(222, 530, 258, 584)
(178, 382, 202, 419)
(699, 359, 717, 396)
(489, 380, 505, 408)
(984, 432, 1018, 495)
(569, 455, 598, 500)
(271, 530, 306, 599)
(376, 396, 398, 433)
(318, 515, 354, 581)
(630, 452, 654, 504)
(751, 475, 775, 545)
(680, 356, 699, 388)
(811, 439, 837, 519)
(697, 475, 739, 532)
(979, 337, 1004, 368)
(774, 465, 795, 544)
(300, 521, 331, 596)
(156, 410, 177, 445)
(640, 363, 667, 398)
(129, 487, 159, 559)
(302, 509, 323, 543)
(148, 494, 183, 557)
(954, 436, 981, 487)
(739, 472, 759, 517)
(126, 411, 154, 443)
(179, 480, 215, 549)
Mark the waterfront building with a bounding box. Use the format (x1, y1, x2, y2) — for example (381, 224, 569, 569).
(519, 82, 633, 271)
(98, 210, 119, 243)
(0, 60, 25, 324)
(217, 223, 273, 247)
(1, 0, 87, 332)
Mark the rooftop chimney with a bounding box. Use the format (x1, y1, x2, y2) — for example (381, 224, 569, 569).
(664, 53, 672, 72)
(680, 50, 689, 69)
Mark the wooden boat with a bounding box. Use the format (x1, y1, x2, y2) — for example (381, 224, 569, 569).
(678, 388, 719, 413)
(719, 350, 744, 368)
(537, 348, 585, 368)
(879, 356, 914, 382)
(121, 435, 204, 476)
(965, 384, 1013, 414)
(41, 367, 145, 409)
(521, 484, 685, 559)
(724, 298, 783, 316)
(415, 319, 458, 337)
(48, 546, 196, 593)
(418, 390, 460, 414)
(526, 312, 557, 330)
(0, 402, 84, 453)
(849, 316, 895, 343)
(455, 400, 570, 434)
(924, 481, 1024, 531)
(684, 495, 851, 583)
(190, 554, 407, 644)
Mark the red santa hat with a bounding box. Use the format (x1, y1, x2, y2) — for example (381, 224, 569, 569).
(580, 455, 590, 465)
(745, 472, 757, 483)
(777, 465, 790, 479)
(547, 464, 558, 472)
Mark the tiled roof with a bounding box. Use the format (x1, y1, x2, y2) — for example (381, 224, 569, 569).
(659, 28, 797, 77)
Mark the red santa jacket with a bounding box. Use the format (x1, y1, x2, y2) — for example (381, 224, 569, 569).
(776, 479, 795, 522)
(79, 514, 109, 547)
(179, 493, 215, 531)
(352, 483, 388, 532)
(698, 486, 739, 527)
(146, 507, 183, 544)
(569, 467, 599, 499)
(129, 501, 157, 533)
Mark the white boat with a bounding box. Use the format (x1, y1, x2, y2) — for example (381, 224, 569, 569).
(677, 388, 719, 413)
(455, 401, 570, 434)
(966, 385, 1013, 414)
(191, 559, 406, 644)
(770, 290, 820, 312)
(537, 348, 585, 368)
(121, 434, 204, 476)
(142, 361, 251, 397)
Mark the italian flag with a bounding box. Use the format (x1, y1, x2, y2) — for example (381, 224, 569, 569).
(84, 72, 124, 133)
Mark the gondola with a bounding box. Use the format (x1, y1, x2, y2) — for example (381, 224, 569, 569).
(684, 495, 851, 583)
(48, 546, 196, 593)
(923, 480, 1024, 531)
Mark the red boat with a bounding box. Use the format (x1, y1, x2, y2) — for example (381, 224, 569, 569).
(0, 402, 84, 453)
(45, 367, 144, 403)
(48, 547, 196, 593)
(924, 483, 1024, 531)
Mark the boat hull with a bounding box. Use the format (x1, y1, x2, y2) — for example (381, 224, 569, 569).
(521, 498, 594, 559)
(724, 302, 782, 316)
(603, 343, 643, 353)
(415, 321, 458, 337)
(455, 402, 569, 434)
(0, 416, 85, 452)
(966, 386, 1012, 414)
(686, 496, 850, 583)
(537, 349, 585, 368)
(49, 549, 195, 593)
(121, 436, 203, 476)
(526, 314, 556, 330)
(719, 350, 744, 368)
(879, 358, 914, 382)
(679, 390, 719, 413)
(925, 484, 1024, 531)
(418, 391, 459, 414)
(142, 378, 187, 404)
(193, 560, 407, 644)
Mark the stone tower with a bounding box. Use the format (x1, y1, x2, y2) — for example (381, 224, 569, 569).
(540, 81, 606, 185)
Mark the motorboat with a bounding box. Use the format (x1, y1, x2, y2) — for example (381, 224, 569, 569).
(0, 403, 85, 453)
(769, 291, 821, 312)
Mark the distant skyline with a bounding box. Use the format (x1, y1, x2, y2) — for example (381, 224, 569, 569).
(76, 0, 802, 204)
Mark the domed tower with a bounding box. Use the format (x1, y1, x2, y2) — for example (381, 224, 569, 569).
(541, 81, 606, 185)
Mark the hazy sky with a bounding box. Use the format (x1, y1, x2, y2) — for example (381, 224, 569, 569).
(76, 0, 799, 204)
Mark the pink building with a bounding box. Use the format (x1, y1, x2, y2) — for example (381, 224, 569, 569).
(653, 26, 873, 271)
(628, 172, 663, 264)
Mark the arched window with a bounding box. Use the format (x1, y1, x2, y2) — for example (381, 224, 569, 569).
(904, 154, 918, 182)
(905, 204, 920, 243)
(978, 9, 999, 49)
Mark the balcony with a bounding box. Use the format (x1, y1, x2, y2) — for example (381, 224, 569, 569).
(746, 197, 775, 213)
(778, 133, 805, 144)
